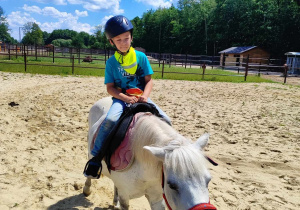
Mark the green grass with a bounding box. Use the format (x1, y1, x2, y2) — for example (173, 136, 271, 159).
(0, 54, 106, 76)
(0, 54, 276, 83)
(151, 64, 274, 83)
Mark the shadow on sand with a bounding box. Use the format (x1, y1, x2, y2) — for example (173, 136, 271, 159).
(47, 193, 114, 210)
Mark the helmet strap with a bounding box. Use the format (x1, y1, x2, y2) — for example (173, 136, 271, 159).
(110, 39, 131, 56)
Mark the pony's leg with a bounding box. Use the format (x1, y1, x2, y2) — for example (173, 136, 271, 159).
(145, 188, 165, 210)
(117, 192, 129, 210)
(146, 197, 164, 210)
(113, 186, 121, 209)
(83, 177, 92, 196)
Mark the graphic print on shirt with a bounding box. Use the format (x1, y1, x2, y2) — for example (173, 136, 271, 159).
(117, 65, 132, 77)
(115, 64, 145, 93)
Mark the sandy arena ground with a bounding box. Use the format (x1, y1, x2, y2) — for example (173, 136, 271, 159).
(0, 72, 299, 210)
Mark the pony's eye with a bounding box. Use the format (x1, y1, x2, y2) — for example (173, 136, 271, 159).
(167, 181, 179, 191)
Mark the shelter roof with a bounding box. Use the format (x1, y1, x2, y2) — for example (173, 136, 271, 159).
(219, 46, 257, 54)
(285, 52, 300, 56)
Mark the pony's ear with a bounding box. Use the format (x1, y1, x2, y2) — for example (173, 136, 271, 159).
(143, 146, 165, 161)
(194, 133, 210, 149)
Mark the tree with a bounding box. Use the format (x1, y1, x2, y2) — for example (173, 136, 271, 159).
(211, 0, 300, 57)
(45, 29, 78, 45)
(78, 31, 91, 47)
(22, 22, 43, 45)
(51, 39, 72, 47)
(131, 16, 144, 47)
(0, 6, 16, 44)
(93, 25, 109, 49)
(71, 34, 85, 48)
(42, 31, 50, 45)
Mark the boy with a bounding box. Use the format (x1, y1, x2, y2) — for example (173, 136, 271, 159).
(84, 15, 170, 178)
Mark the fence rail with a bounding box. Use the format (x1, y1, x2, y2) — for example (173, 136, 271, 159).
(0, 44, 296, 83)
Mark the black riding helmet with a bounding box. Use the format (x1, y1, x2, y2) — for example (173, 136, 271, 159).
(104, 15, 133, 39)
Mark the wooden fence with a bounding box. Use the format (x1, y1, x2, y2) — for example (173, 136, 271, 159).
(0, 44, 293, 83)
(146, 52, 290, 83)
(0, 44, 111, 74)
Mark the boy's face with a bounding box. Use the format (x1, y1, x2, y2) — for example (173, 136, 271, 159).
(110, 31, 132, 53)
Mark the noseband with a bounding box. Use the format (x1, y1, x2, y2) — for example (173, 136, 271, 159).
(161, 155, 218, 210)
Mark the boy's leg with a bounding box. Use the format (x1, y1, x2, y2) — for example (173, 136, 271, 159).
(91, 98, 126, 156)
(85, 98, 126, 178)
(147, 98, 171, 125)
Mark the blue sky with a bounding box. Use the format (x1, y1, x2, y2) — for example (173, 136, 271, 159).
(0, 0, 178, 41)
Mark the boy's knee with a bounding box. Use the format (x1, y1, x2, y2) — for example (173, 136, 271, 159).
(103, 116, 119, 129)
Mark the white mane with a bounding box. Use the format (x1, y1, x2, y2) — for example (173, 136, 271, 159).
(131, 114, 207, 179)
(164, 143, 208, 180)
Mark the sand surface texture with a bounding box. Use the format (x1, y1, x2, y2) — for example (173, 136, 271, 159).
(0, 72, 299, 210)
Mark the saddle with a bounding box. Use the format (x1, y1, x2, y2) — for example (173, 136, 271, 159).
(84, 102, 165, 178)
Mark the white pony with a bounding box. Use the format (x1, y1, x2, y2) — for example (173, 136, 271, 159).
(83, 97, 217, 210)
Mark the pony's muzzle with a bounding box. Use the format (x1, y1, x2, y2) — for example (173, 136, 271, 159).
(189, 203, 217, 210)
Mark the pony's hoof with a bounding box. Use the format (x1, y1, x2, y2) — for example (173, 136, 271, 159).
(113, 201, 121, 209)
(83, 186, 92, 197)
(113, 205, 121, 210)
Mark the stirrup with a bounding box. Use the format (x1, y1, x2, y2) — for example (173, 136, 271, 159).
(83, 159, 102, 179)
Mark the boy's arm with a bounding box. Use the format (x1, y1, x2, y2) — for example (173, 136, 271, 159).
(138, 75, 153, 103)
(106, 83, 138, 104)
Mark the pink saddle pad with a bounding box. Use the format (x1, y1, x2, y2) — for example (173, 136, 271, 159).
(91, 113, 147, 171)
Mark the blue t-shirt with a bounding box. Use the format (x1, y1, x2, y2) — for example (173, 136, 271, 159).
(104, 50, 153, 92)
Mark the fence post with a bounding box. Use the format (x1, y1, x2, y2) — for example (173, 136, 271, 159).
(222, 53, 225, 70)
(8, 45, 11, 60)
(20, 45, 23, 57)
(202, 63, 206, 80)
(24, 53, 27, 72)
(35, 45, 38, 60)
(72, 55, 75, 75)
(159, 53, 161, 68)
(162, 60, 165, 78)
(16, 44, 18, 59)
(78, 48, 81, 64)
(70, 47, 72, 62)
(185, 54, 187, 69)
(169, 53, 171, 68)
(284, 64, 288, 84)
(53, 46, 55, 63)
(244, 55, 249, 81)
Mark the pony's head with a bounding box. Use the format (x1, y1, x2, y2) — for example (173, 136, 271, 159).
(144, 133, 217, 210)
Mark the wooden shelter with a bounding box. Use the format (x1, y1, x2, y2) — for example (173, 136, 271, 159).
(219, 46, 270, 66)
(285, 52, 300, 74)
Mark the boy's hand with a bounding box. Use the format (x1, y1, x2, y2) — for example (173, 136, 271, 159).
(138, 95, 148, 103)
(125, 95, 138, 104)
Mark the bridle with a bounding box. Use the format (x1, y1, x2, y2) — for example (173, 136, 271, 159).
(161, 155, 218, 210)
